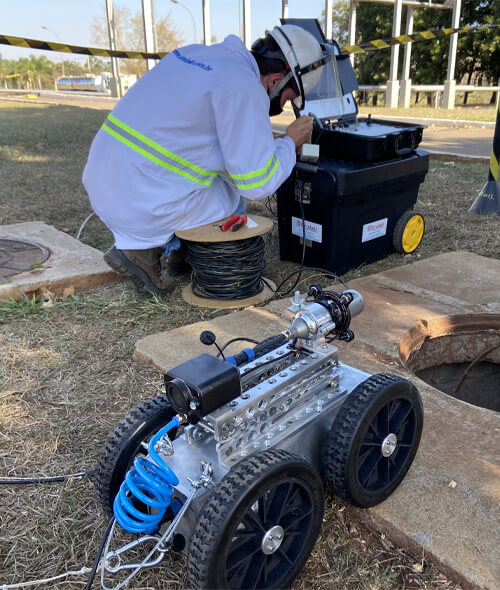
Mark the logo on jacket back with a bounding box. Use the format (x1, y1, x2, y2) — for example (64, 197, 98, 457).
(172, 49, 213, 72)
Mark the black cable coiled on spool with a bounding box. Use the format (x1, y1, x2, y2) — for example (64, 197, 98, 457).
(185, 236, 266, 300)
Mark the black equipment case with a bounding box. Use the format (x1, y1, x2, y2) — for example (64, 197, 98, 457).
(277, 18, 429, 275)
(277, 152, 429, 276)
(313, 117, 425, 162)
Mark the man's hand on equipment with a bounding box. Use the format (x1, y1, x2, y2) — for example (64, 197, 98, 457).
(285, 115, 313, 151)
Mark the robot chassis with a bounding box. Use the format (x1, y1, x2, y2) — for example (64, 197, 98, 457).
(95, 285, 424, 590)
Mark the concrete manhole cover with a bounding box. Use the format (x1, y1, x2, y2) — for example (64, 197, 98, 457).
(0, 239, 49, 280)
(400, 315, 500, 412)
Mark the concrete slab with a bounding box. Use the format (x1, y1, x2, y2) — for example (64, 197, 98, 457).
(134, 307, 288, 370)
(0, 222, 120, 301)
(135, 251, 500, 589)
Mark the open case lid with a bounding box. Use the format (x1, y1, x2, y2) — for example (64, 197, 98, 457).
(280, 18, 358, 121)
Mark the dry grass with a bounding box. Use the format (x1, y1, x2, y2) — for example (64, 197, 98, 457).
(1, 98, 497, 589)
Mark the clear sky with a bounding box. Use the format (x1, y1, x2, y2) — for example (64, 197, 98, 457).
(0, 0, 327, 63)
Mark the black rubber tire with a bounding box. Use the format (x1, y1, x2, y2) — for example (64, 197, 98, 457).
(94, 395, 177, 515)
(187, 449, 324, 590)
(323, 374, 423, 508)
(392, 210, 425, 254)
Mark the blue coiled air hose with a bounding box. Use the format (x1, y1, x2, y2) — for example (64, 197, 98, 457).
(113, 416, 180, 534)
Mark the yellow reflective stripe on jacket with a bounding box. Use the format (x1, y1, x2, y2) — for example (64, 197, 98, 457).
(229, 154, 280, 190)
(233, 159, 280, 190)
(102, 114, 217, 186)
(230, 154, 274, 180)
(101, 123, 213, 186)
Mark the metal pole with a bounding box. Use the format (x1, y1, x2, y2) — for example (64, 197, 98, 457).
(243, 0, 251, 49)
(282, 0, 288, 19)
(171, 1, 196, 43)
(348, 0, 357, 67)
(142, 0, 157, 71)
(469, 101, 500, 215)
(399, 5, 414, 108)
(325, 0, 333, 40)
(203, 0, 211, 45)
(105, 0, 122, 97)
(443, 0, 461, 109)
(386, 0, 402, 108)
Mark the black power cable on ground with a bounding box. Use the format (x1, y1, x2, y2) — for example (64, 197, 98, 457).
(85, 518, 115, 590)
(0, 469, 95, 485)
(270, 167, 348, 297)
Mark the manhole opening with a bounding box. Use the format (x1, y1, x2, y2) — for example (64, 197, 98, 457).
(400, 315, 500, 412)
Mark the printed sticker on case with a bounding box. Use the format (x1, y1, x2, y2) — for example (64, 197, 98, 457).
(292, 217, 323, 243)
(362, 218, 388, 242)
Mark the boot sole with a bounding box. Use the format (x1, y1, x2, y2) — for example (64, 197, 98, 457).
(104, 247, 174, 295)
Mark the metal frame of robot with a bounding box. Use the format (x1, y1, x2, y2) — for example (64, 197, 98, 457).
(98, 286, 420, 589)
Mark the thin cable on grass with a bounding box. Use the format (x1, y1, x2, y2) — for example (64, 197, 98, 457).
(86, 519, 115, 590)
(0, 469, 94, 485)
(76, 212, 95, 240)
(1, 567, 92, 589)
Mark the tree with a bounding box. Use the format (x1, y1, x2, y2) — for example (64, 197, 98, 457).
(91, 2, 184, 77)
(354, 3, 393, 85)
(341, 0, 498, 103)
(323, 0, 350, 46)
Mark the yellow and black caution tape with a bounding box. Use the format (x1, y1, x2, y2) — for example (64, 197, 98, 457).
(340, 24, 498, 55)
(0, 24, 498, 61)
(0, 35, 163, 60)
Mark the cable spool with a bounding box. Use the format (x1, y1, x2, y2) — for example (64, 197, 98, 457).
(176, 215, 275, 309)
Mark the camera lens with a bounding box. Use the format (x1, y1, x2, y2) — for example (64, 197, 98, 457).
(165, 378, 192, 414)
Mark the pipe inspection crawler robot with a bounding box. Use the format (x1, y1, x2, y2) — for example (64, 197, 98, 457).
(94, 285, 424, 589)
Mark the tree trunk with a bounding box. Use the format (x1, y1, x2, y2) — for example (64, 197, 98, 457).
(463, 70, 473, 105)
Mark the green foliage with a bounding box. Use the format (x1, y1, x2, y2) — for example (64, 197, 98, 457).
(323, 0, 350, 46)
(455, 0, 500, 88)
(0, 52, 109, 90)
(355, 4, 393, 84)
(0, 295, 45, 321)
(349, 0, 499, 88)
(411, 6, 448, 85)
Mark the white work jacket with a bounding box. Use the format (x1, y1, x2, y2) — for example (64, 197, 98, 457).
(82, 35, 296, 249)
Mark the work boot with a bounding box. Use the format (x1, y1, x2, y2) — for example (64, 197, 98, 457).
(162, 242, 191, 276)
(104, 246, 175, 295)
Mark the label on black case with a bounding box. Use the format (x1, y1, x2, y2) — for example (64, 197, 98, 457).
(291, 217, 323, 244)
(362, 218, 388, 242)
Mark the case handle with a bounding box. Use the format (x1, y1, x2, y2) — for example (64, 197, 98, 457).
(395, 146, 412, 157)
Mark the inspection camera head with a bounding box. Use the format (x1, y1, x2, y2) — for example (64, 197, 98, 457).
(164, 353, 241, 424)
(283, 288, 364, 342)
